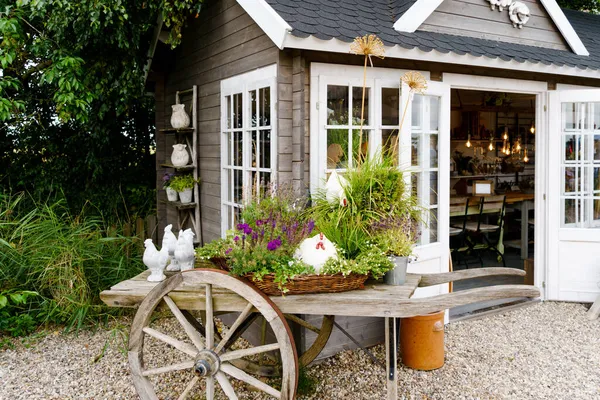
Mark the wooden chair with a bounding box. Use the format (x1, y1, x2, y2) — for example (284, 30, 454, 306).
(463, 195, 507, 268)
(449, 197, 474, 269)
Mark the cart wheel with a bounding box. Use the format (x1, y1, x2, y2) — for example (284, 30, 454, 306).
(129, 269, 298, 400)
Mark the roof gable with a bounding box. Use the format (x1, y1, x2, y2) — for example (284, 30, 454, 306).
(394, 0, 588, 56)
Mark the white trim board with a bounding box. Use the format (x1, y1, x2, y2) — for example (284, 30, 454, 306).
(236, 0, 291, 49)
(283, 35, 600, 80)
(392, 0, 588, 56)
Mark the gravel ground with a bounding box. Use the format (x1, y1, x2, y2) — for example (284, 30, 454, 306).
(1, 301, 599, 400)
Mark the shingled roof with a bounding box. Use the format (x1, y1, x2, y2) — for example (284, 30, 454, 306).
(265, 0, 600, 72)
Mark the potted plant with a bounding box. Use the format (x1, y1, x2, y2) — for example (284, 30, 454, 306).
(169, 174, 197, 204)
(162, 173, 178, 202)
(371, 216, 418, 285)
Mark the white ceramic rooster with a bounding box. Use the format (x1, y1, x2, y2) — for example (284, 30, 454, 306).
(175, 228, 196, 271)
(294, 233, 338, 274)
(162, 224, 179, 271)
(143, 239, 169, 282)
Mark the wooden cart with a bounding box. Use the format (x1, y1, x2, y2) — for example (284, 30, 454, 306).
(100, 267, 539, 400)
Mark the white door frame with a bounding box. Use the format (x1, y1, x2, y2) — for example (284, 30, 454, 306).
(442, 74, 549, 299)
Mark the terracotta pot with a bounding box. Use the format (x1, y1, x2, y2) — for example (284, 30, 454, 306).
(400, 310, 445, 370)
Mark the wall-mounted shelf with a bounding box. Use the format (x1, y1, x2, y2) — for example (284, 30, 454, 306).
(163, 86, 203, 246)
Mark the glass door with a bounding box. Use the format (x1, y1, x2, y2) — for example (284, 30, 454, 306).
(547, 89, 600, 301)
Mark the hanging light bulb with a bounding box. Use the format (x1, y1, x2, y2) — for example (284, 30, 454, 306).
(523, 148, 529, 163)
(530, 125, 535, 135)
(503, 126, 509, 141)
(488, 138, 494, 151)
(516, 139, 522, 152)
(466, 133, 472, 148)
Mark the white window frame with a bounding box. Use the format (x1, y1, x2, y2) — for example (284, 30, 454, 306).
(220, 64, 278, 237)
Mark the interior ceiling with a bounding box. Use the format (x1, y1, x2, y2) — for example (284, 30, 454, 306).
(451, 89, 536, 110)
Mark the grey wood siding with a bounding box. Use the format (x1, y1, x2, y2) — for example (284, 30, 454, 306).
(156, 0, 279, 243)
(420, 0, 568, 51)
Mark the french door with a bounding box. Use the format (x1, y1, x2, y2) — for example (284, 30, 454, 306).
(405, 81, 451, 298)
(547, 89, 600, 301)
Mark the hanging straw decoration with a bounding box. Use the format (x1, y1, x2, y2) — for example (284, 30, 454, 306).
(350, 34, 385, 163)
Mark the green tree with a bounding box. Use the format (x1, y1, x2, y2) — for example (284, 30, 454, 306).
(0, 1, 202, 218)
(557, 0, 600, 12)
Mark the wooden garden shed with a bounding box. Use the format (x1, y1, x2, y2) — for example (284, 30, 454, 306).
(150, 0, 600, 325)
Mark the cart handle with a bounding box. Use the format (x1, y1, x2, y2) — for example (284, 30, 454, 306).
(418, 267, 525, 287)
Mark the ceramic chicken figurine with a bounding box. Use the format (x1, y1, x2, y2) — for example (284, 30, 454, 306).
(325, 170, 348, 207)
(143, 239, 169, 282)
(175, 228, 196, 271)
(294, 233, 338, 274)
(162, 224, 179, 271)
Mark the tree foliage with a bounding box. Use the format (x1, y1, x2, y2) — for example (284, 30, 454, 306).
(0, 0, 202, 218)
(557, 0, 600, 12)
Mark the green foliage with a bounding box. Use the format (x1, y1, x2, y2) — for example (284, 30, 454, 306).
(0, 0, 203, 218)
(321, 245, 393, 279)
(169, 174, 198, 192)
(0, 192, 144, 333)
(557, 0, 599, 12)
(0, 289, 40, 337)
(311, 155, 421, 259)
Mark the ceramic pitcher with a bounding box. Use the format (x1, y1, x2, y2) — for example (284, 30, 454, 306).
(171, 144, 190, 167)
(170, 104, 190, 129)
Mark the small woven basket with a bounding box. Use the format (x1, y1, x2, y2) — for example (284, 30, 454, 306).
(245, 272, 368, 296)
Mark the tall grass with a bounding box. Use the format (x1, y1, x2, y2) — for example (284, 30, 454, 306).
(0, 192, 144, 331)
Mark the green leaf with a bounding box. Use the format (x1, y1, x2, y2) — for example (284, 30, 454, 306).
(0, 296, 7, 309)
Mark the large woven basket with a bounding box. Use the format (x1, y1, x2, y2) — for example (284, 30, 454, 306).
(209, 257, 368, 296)
(245, 272, 368, 296)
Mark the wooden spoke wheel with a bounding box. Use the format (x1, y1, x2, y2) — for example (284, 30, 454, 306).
(129, 269, 298, 400)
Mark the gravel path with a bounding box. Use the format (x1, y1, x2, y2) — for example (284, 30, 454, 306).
(1, 301, 599, 400)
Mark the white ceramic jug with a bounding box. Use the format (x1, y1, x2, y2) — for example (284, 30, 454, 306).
(170, 104, 190, 129)
(171, 144, 189, 167)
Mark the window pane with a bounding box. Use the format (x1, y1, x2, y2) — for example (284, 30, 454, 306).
(260, 172, 271, 189)
(429, 135, 438, 168)
(594, 199, 600, 222)
(233, 93, 243, 129)
(564, 135, 580, 161)
(411, 173, 420, 199)
(226, 95, 231, 129)
(327, 129, 348, 169)
(352, 87, 369, 126)
(594, 134, 600, 160)
(250, 90, 257, 127)
(260, 130, 271, 169)
(564, 198, 578, 225)
(381, 88, 400, 125)
(411, 133, 421, 167)
(382, 129, 399, 163)
(251, 131, 257, 168)
(234, 170, 243, 203)
(564, 167, 579, 193)
(260, 87, 270, 126)
(429, 96, 440, 131)
(429, 208, 438, 243)
(327, 86, 348, 125)
(353, 129, 366, 163)
(412, 94, 423, 129)
(429, 171, 438, 207)
(227, 133, 232, 166)
(233, 132, 243, 166)
(593, 104, 600, 130)
(562, 102, 578, 130)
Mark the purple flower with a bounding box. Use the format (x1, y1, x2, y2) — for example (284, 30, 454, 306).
(236, 223, 248, 231)
(307, 220, 315, 234)
(234, 236, 240, 242)
(244, 226, 252, 235)
(267, 238, 282, 251)
(225, 248, 232, 255)
(256, 219, 264, 226)
(252, 232, 258, 241)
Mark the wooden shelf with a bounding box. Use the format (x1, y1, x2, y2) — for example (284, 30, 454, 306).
(171, 201, 198, 210)
(160, 163, 196, 170)
(159, 127, 194, 134)
(451, 173, 517, 179)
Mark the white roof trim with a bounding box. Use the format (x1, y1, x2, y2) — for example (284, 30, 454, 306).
(540, 0, 589, 56)
(236, 0, 292, 50)
(282, 34, 600, 80)
(392, 0, 589, 56)
(393, 0, 443, 33)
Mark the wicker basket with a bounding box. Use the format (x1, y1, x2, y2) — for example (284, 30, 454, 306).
(245, 272, 369, 296)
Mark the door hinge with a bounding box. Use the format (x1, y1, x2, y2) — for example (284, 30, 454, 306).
(316, 102, 320, 110)
(544, 105, 547, 112)
(543, 194, 546, 200)
(542, 281, 546, 288)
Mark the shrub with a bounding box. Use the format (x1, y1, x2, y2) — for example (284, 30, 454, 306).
(0, 192, 144, 333)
